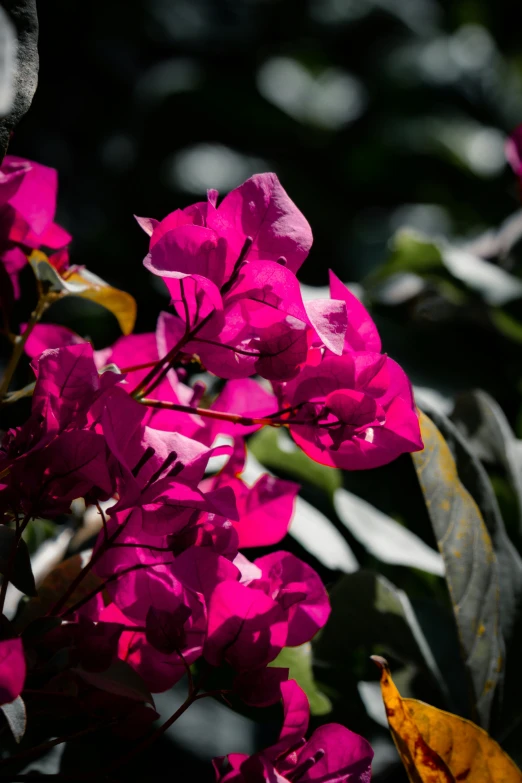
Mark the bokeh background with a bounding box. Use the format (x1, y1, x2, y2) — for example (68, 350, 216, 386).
(10, 0, 522, 418)
(8, 0, 522, 778)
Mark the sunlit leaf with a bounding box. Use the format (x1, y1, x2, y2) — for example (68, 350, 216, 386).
(269, 643, 331, 716)
(29, 252, 136, 334)
(373, 656, 522, 783)
(412, 411, 503, 728)
(333, 488, 444, 575)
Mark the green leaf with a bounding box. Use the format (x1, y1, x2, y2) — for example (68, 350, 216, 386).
(314, 571, 449, 702)
(452, 390, 522, 537)
(0, 527, 36, 596)
(333, 488, 444, 575)
(248, 427, 342, 499)
(372, 229, 522, 306)
(1, 696, 26, 743)
(269, 643, 332, 716)
(412, 411, 504, 729)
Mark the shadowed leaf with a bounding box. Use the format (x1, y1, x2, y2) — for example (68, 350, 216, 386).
(412, 411, 503, 729)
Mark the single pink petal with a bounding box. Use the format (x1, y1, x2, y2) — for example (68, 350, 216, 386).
(275, 680, 310, 749)
(0, 247, 27, 300)
(0, 638, 26, 704)
(305, 298, 347, 356)
(215, 173, 313, 274)
(329, 271, 381, 353)
(23, 323, 86, 359)
(233, 474, 299, 549)
(134, 215, 159, 237)
(32, 344, 100, 430)
(145, 224, 227, 288)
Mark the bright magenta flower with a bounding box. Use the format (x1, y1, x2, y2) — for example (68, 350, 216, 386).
(213, 680, 373, 782)
(273, 274, 423, 469)
(203, 439, 299, 548)
(237, 551, 330, 647)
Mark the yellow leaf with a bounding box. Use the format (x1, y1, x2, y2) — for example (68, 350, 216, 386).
(372, 656, 522, 783)
(62, 269, 137, 335)
(28, 252, 137, 335)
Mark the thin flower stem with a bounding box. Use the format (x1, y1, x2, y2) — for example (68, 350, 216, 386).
(116, 360, 158, 373)
(0, 513, 31, 616)
(138, 397, 277, 427)
(0, 296, 51, 399)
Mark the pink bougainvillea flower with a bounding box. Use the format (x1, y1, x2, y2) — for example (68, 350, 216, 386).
(0, 345, 118, 517)
(276, 351, 423, 470)
(208, 173, 313, 275)
(141, 172, 312, 282)
(204, 580, 287, 671)
(0, 638, 26, 705)
(0, 155, 71, 250)
(204, 440, 299, 549)
(100, 389, 237, 535)
(237, 551, 330, 646)
(214, 680, 374, 783)
(142, 174, 324, 380)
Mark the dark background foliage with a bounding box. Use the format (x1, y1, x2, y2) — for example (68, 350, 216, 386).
(7, 0, 522, 779)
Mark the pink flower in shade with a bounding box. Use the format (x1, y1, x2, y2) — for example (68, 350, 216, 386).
(203, 439, 299, 549)
(213, 680, 374, 783)
(100, 389, 237, 535)
(236, 551, 330, 647)
(22, 321, 206, 440)
(0, 638, 26, 705)
(0, 345, 118, 518)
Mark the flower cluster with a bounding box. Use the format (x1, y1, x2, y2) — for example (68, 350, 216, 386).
(0, 156, 422, 778)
